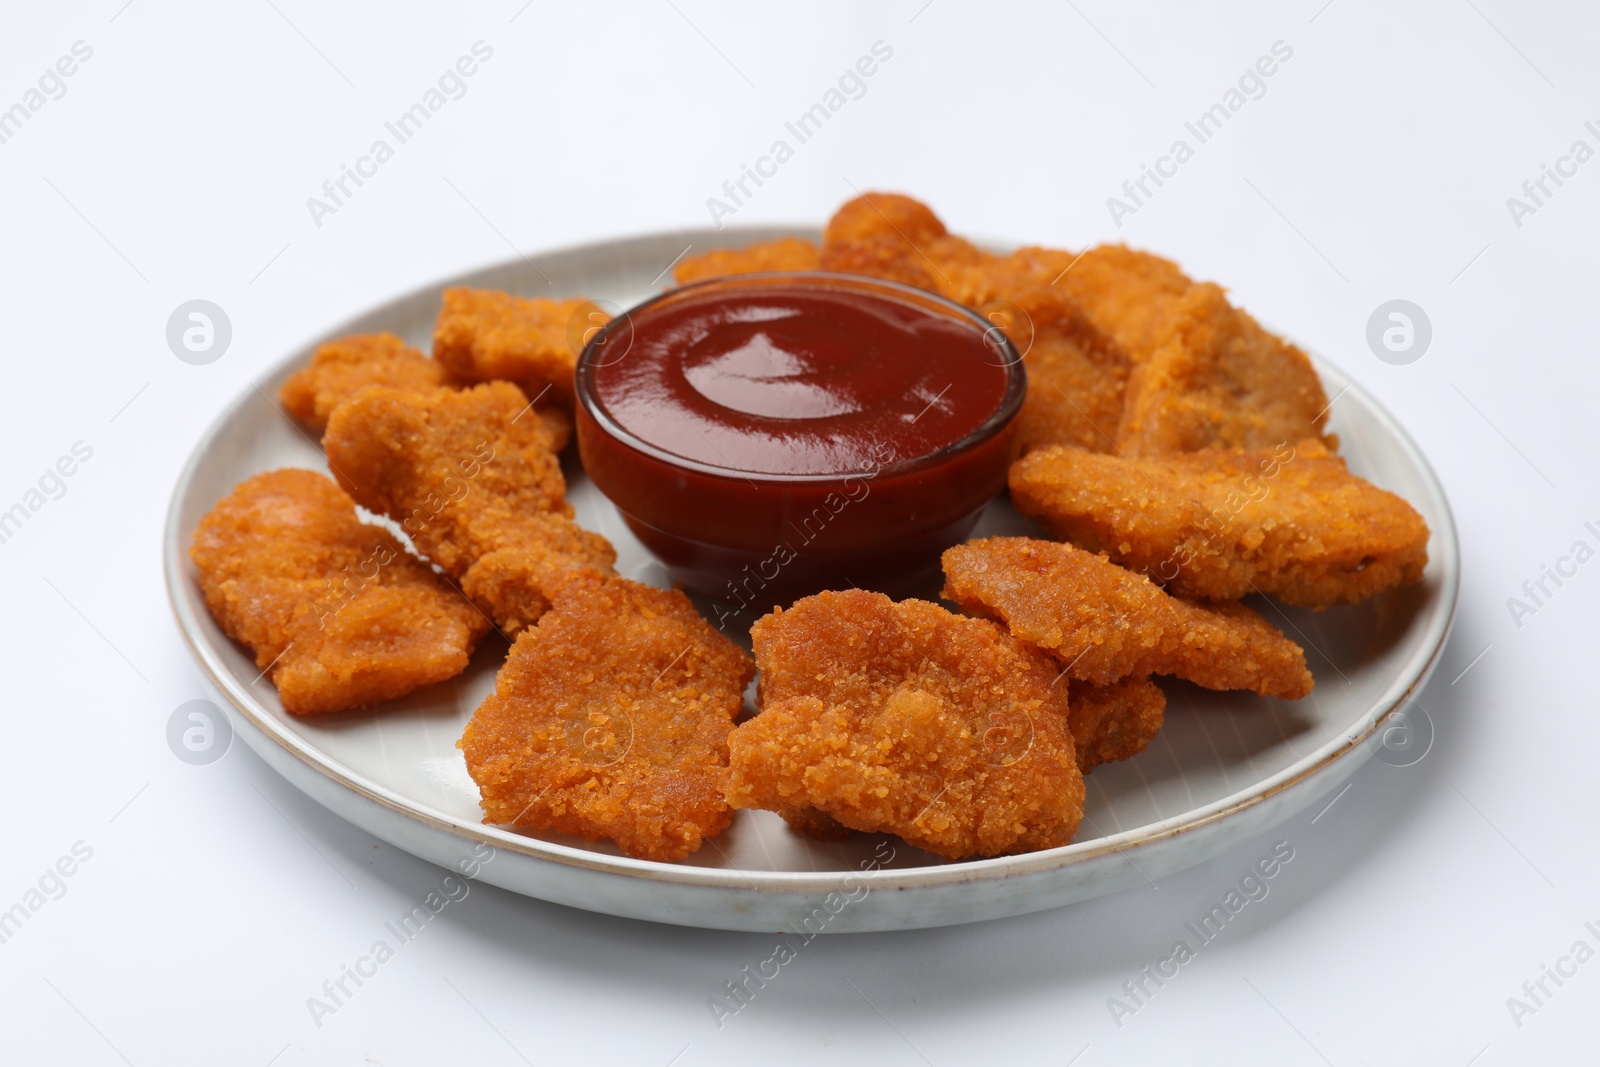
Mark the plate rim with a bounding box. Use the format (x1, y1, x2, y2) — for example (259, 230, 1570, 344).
(163, 224, 1461, 895)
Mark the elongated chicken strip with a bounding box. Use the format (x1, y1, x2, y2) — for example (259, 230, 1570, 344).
(190, 469, 488, 715)
(460, 571, 754, 862)
(1008, 442, 1430, 607)
(323, 382, 615, 634)
(942, 537, 1312, 698)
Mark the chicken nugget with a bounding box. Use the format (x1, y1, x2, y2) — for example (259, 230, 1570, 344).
(1054, 244, 1195, 362)
(280, 331, 572, 452)
(323, 382, 615, 634)
(280, 333, 453, 433)
(818, 234, 941, 291)
(823, 192, 949, 248)
(459, 571, 755, 862)
(990, 288, 1128, 454)
(189, 469, 488, 715)
(1070, 678, 1166, 772)
(1009, 442, 1430, 607)
(763, 677, 1159, 797)
(942, 538, 1312, 698)
(673, 236, 820, 284)
(432, 288, 596, 409)
(529, 405, 573, 454)
(820, 193, 994, 300)
(727, 590, 1084, 860)
(1116, 283, 1332, 455)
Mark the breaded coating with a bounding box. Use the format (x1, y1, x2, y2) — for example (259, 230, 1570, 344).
(432, 288, 596, 410)
(819, 233, 990, 297)
(779, 807, 853, 842)
(1054, 244, 1195, 362)
(1070, 678, 1166, 772)
(1116, 283, 1332, 455)
(280, 333, 453, 433)
(1009, 442, 1431, 607)
(778, 560, 1173, 842)
(530, 405, 573, 454)
(673, 237, 820, 284)
(459, 572, 755, 862)
(279, 330, 572, 452)
(323, 382, 615, 634)
(819, 234, 941, 291)
(991, 288, 1128, 454)
(824, 192, 949, 248)
(820, 193, 991, 301)
(727, 590, 1084, 860)
(189, 469, 488, 715)
(964, 245, 1083, 302)
(942, 538, 1312, 698)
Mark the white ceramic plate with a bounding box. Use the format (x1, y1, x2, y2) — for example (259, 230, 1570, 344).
(164, 226, 1459, 933)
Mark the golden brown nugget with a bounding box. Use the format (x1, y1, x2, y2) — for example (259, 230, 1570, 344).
(459, 572, 755, 862)
(280, 333, 453, 433)
(823, 191, 949, 249)
(1054, 244, 1195, 362)
(1009, 442, 1431, 607)
(989, 288, 1128, 454)
(673, 237, 820, 284)
(819, 232, 991, 298)
(529, 405, 574, 454)
(189, 469, 488, 715)
(1116, 283, 1332, 455)
(279, 331, 572, 451)
(943, 538, 1311, 698)
(784, 675, 1164, 831)
(727, 590, 1084, 861)
(323, 382, 615, 634)
(1070, 678, 1166, 772)
(820, 193, 993, 301)
(432, 288, 595, 409)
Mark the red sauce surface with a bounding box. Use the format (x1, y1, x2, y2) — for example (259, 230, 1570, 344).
(588, 283, 1010, 476)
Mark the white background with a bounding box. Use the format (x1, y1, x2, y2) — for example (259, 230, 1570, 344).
(2, 1, 1597, 1063)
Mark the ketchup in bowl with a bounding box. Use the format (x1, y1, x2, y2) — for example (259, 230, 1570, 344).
(574, 271, 1023, 626)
